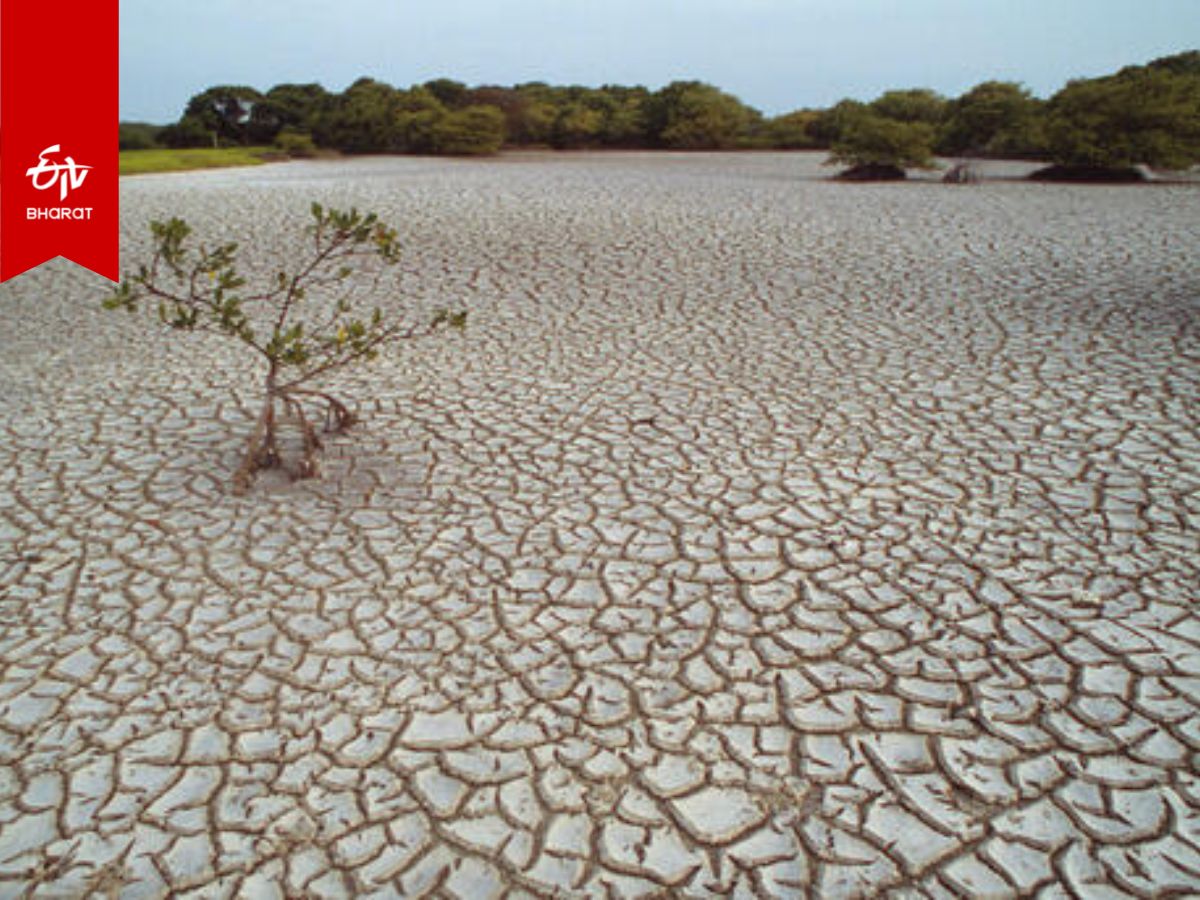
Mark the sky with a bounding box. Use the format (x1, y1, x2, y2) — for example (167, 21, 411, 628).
(120, 0, 1200, 123)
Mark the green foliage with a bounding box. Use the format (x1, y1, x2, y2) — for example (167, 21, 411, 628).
(393, 87, 447, 154)
(509, 91, 558, 146)
(829, 113, 936, 170)
(938, 81, 1044, 157)
(553, 101, 606, 149)
(431, 105, 507, 155)
(431, 308, 468, 329)
(424, 78, 470, 110)
(1044, 65, 1200, 169)
(462, 86, 527, 144)
(159, 116, 215, 149)
(502, 83, 649, 149)
(312, 78, 405, 153)
(249, 83, 330, 144)
(310, 82, 505, 156)
(1140, 49, 1200, 77)
(870, 88, 947, 125)
(519, 102, 559, 146)
(274, 129, 319, 158)
(105, 204, 403, 366)
(119, 122, 164, 151)
(595, 85, 651, 147)
(762, 110, 821, 149)
(182, 85, 264, 146)
(807, 99, 870, 147)
(645, 81, 760, 149)
(162, 50, 1198, 162)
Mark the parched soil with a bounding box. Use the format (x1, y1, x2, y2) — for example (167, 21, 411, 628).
(0, 152, 1197, 897)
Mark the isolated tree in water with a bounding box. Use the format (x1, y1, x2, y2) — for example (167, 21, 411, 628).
(106, 204, 464, 494)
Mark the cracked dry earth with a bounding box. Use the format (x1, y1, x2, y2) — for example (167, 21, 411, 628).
(0, 152, 1198, 898)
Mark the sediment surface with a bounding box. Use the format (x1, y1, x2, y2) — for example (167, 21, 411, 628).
(1, 152, 1198, 897)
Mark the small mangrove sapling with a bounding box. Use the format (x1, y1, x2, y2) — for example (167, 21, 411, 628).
(105, 203, 465, 493)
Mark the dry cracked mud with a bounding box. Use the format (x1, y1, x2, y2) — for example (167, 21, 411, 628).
(0, 152, 1197, 897)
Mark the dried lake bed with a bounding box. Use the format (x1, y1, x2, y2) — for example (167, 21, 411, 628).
(0, 152, 1198, 896)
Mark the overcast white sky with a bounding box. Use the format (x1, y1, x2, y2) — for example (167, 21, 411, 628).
(120, 0, 1199, 122)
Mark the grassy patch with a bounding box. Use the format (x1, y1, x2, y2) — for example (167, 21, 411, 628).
(119, 146, 279, 176)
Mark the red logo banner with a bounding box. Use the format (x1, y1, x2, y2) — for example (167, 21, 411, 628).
(1, 0, 118, 282)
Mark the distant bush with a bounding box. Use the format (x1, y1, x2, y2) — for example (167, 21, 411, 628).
(249, 83, 330, 144)
(159, 116, 214, 149)
(1042, 62, 1200, 171)
(552, 102, 606, 149)
(645, 81, 761, 149)
(937, 81, 1045, 158)
(762, 110, 821, 149)
(183, 85, 263, 146)
(275, 129, 318, 158)
(807, 99, 870, 148)
(311, 78, 407, 153)
(431, 105, 506, 155)
(119, 122, 164, 151)
(870, 89, 947, 125)
(829, 113, 936, 176)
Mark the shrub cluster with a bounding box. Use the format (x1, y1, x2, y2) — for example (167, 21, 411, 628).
(127, 50, 1198, 173)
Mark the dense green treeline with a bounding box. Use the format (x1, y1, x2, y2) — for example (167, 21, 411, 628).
(126, 50, 1199, 173)
(146, 78, 765, 155)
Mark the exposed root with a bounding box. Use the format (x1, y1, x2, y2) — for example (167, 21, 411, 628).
(231, 384, 355, 494)
(286, 396, 323, 481)
(289, 387, 357, 434)
(232, 392, 279, 496)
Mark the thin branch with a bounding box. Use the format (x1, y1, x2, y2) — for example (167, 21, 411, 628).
(274, 321, 429, 392)
(272, 229, 353, 336)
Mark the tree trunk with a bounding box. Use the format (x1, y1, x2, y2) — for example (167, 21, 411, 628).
(231, 368, 280, 495)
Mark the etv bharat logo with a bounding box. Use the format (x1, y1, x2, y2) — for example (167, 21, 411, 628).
(27, 144, 91, 199)
(25, 144, 94, 220)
